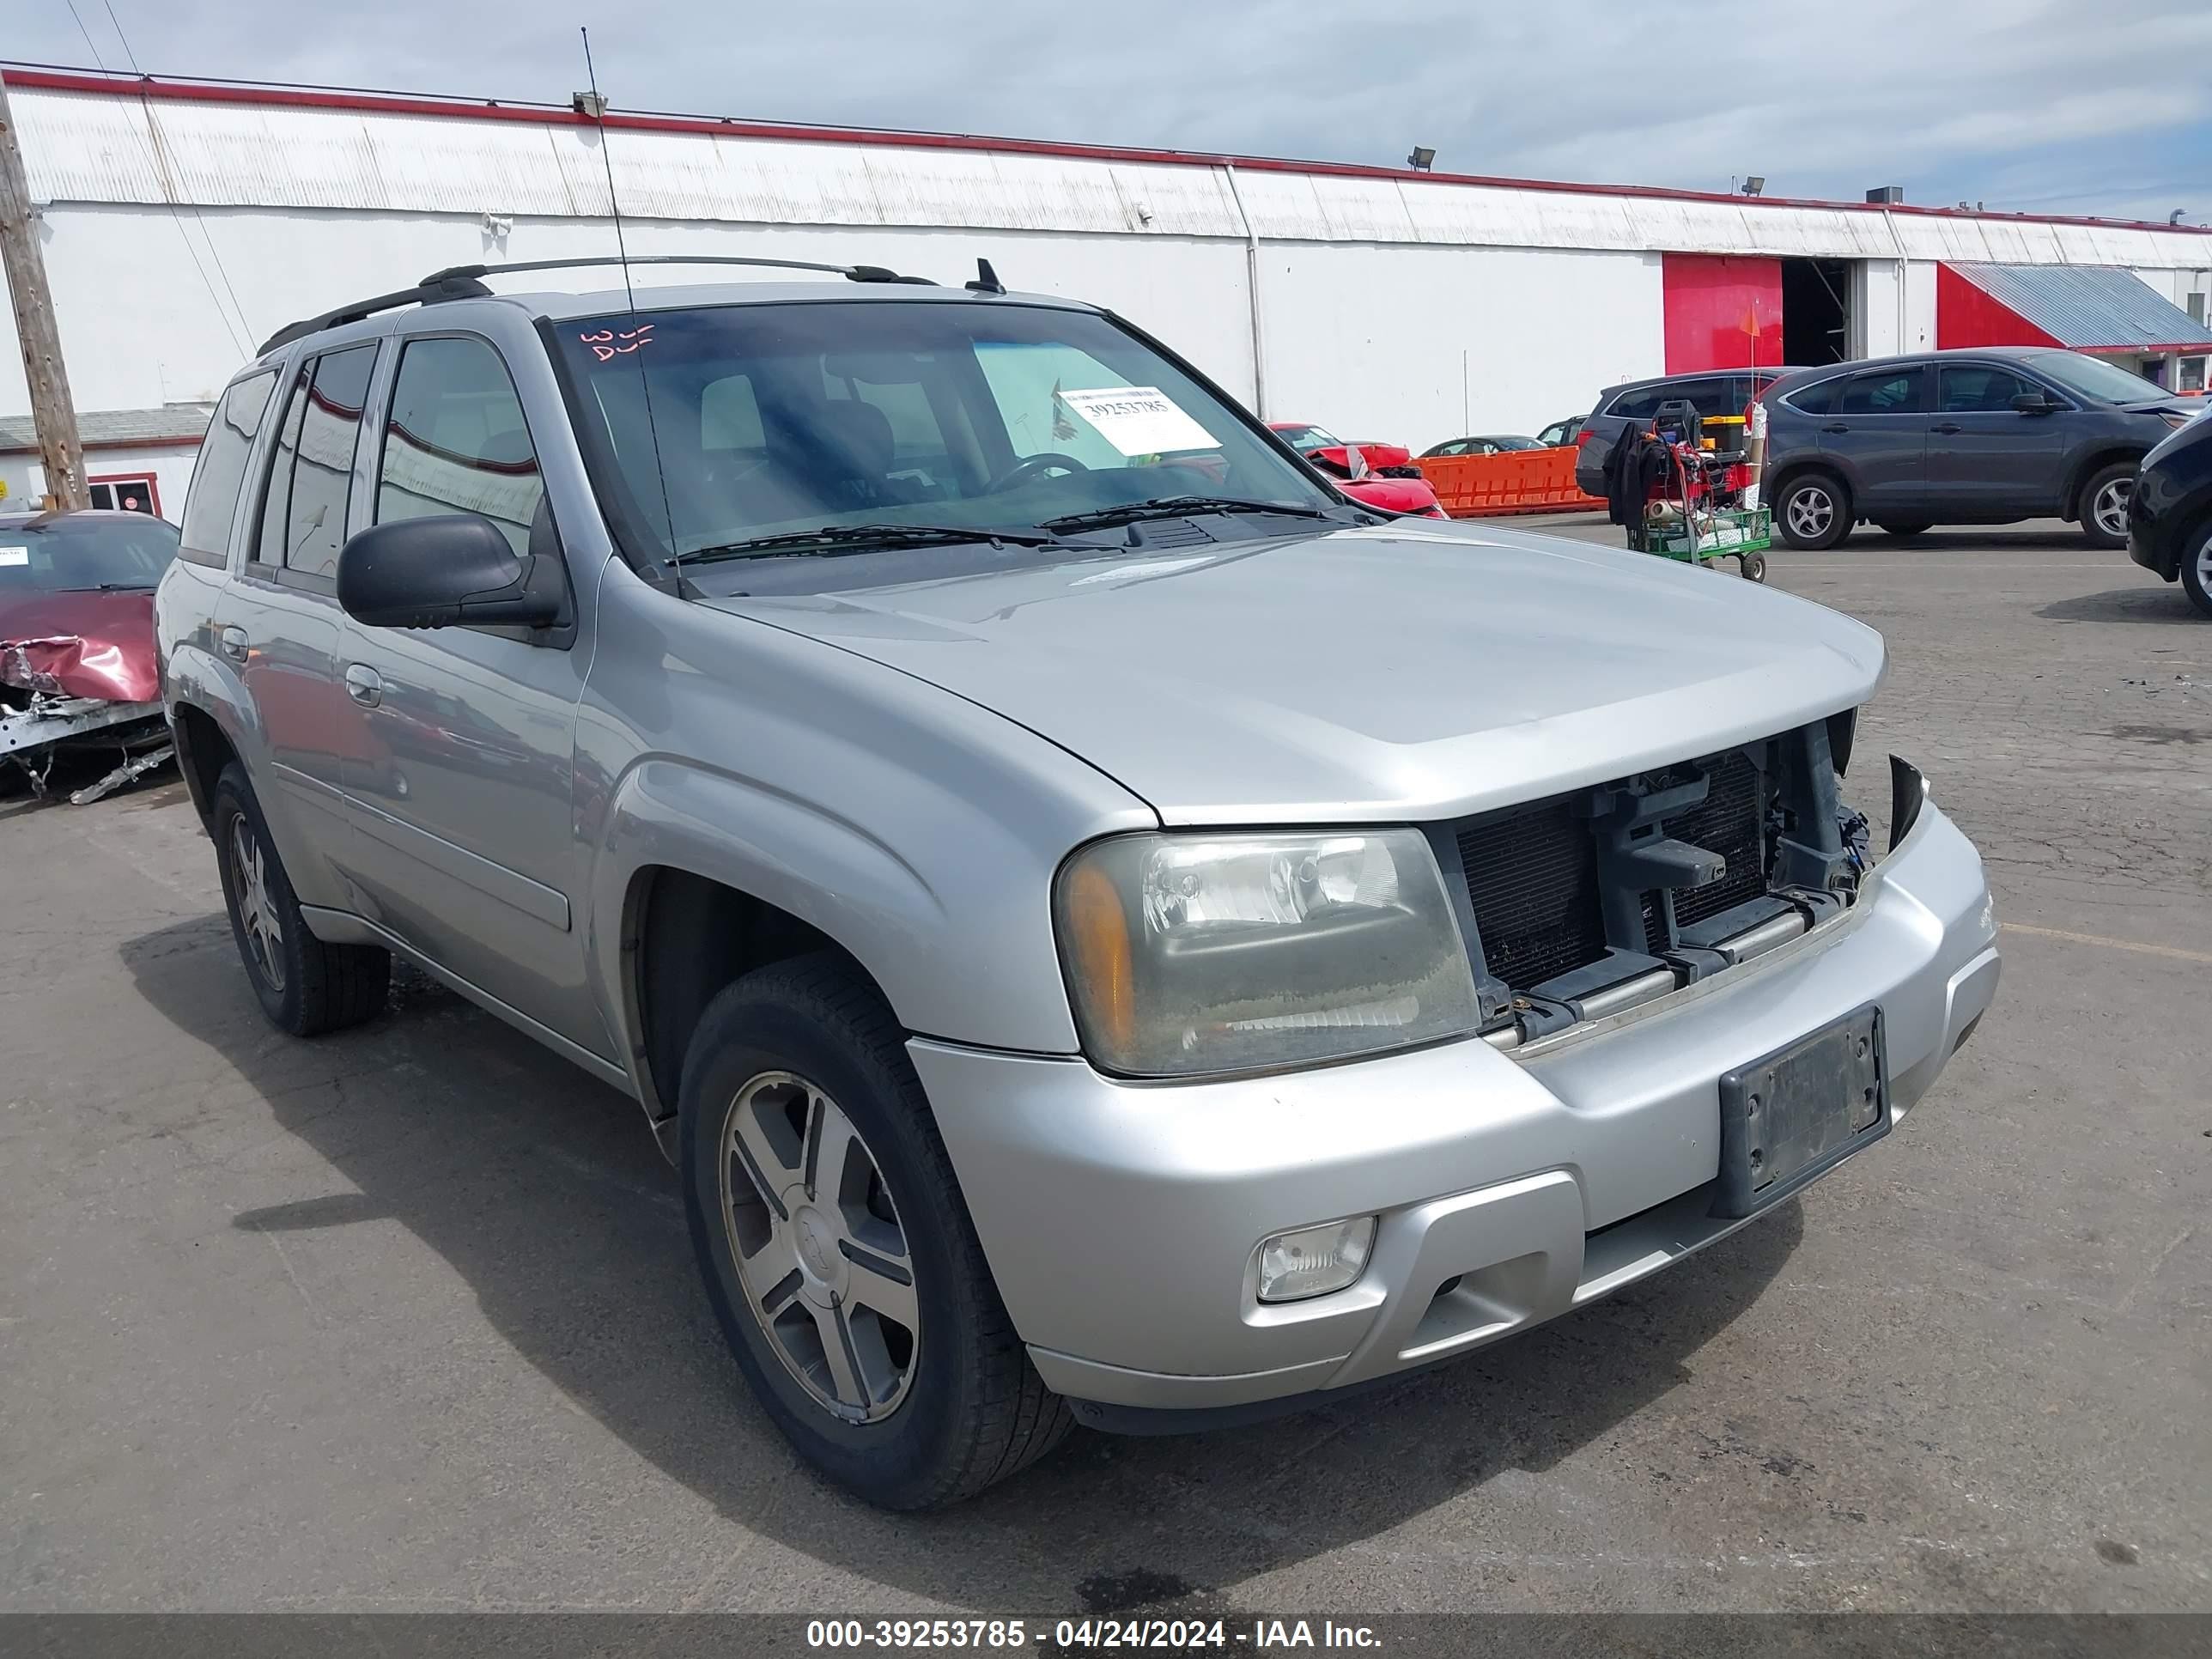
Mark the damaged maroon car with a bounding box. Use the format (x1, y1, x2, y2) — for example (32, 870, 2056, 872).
(0, 509, 180, 802)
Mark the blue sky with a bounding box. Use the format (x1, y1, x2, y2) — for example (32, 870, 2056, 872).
(12, 0, 2211, 225)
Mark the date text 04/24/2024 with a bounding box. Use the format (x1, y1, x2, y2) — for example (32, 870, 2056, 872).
(804, 1619, 1383, 1650)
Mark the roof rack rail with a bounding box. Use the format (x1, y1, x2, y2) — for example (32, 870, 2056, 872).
(257, 272, 493, 356)
(418, 254, 939, 289)
(256, 254, 937, 356)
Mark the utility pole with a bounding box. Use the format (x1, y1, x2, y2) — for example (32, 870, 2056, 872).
(0, 70, 88, 512)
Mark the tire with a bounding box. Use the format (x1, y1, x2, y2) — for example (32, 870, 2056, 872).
(211, 763, 390, 1036)
(1776, 472, 1851, 550)
(1875, 523, 1932, 538)
(2181, 519, 2212, 619)
(2078, 462, 2136, 549)
(678, 952, 1071, 1510)
(1739, 550, 1769, 583)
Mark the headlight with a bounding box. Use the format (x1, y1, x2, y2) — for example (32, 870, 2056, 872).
(1054, 829, 1481, 1078)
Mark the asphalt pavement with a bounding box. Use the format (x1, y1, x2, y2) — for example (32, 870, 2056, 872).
(2, 519, 2206, 1617)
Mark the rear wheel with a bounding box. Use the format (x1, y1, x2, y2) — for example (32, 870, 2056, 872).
(1776, 473, 1851, 550)
(211, 763, 389, 1036)
(678, 952, 1071, 1509)
(2079, 463, 2136, 549)
(1875, 522, 1932, 538)
(2181, 520, 2212, 619)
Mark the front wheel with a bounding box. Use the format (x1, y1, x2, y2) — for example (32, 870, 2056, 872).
(1775, 474, 1851, 550)
(2079, 463, 2136, 549)
(1739, 550, 1769, 583)
(678, 953, 1071, 1509)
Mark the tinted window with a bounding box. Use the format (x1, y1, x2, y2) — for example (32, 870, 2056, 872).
(1607, 386, 1663, 420)
(1939, 365, 2034, 414)
(377, 336, 544, 556)
(1838, 367, 1929, 415)
(287, 346, 377, 576)
(1612, 379, 1730, 420)
(179, 369, 277, 568)
(1784, 377, 1844, 416)
(254, 363, 310, 567)
(0, 514, 179, 594)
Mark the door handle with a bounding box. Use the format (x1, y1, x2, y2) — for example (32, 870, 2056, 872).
(218, 625, 249, 662)
(1932, 422, 1963, 434)
(1821, 423, 1850, 434)
(343, 664, 383, 708)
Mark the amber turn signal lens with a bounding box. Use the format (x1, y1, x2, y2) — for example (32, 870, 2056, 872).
(1061, 860, 1134, 1054)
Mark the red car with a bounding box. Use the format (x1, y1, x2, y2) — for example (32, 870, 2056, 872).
(1267, 422, 1446, 518)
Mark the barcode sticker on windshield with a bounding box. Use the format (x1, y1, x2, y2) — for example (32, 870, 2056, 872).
(0, 546, 27, 567)
(1057, 386, 1218, 456)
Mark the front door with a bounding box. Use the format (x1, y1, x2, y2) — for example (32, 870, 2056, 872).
(333, 331, 604, 1058)
(1926, 362, 2070, 517)
(1818, 364, 1932, 515)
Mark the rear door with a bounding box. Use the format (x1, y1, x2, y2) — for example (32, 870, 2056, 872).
(1818, 365, 1933, 514)
(1925, 362, 2070, 517)
(223, 341, 383, 906)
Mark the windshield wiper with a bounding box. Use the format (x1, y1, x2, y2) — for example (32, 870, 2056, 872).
(1038, 495, 1337, 533)
(54, 582, 156, 592)
(682, 523, 1063, 564)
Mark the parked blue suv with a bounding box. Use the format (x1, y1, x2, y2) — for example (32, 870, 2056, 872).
(1757, 348, 2197, 551)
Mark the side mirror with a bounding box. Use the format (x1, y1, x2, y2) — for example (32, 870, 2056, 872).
(2012, 392, 2057, 415)
(337, 514, 564, 629)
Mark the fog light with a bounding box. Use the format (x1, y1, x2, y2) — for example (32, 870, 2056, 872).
(1256, 1217, 1376, 1303)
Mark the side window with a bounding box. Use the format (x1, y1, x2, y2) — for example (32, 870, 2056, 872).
(1672, 378, 1733, 416)
(377, 336, 545, 556)
(286, 345, 378, 577)
(179, 369, 277, 568)
(1785, 378, 1842, 416)
(1839, 366, 1930, 415)
(1939, 365, 2032, 414)
(254, 363, 311, 567)
(1607, 387, 1662, 420)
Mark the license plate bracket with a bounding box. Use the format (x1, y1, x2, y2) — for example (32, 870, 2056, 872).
(1711, 1006, 1887, 1219)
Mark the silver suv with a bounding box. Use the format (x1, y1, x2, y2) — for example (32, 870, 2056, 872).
(155, 258, 2001, 1509)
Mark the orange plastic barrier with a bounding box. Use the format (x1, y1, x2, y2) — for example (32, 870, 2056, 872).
(1414, 446, 1605, 518)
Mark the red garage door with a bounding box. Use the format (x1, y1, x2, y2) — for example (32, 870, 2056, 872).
(1662, 255, 1784, 374)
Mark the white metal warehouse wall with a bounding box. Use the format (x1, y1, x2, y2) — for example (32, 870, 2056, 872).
(4, 75, 2211, 459)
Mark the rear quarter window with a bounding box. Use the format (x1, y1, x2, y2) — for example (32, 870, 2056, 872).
(178, 369, 279, 568)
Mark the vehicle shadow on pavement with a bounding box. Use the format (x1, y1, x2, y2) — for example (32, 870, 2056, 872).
(121, 912, 1802, 1613)
(2036, 587, 2204, 625)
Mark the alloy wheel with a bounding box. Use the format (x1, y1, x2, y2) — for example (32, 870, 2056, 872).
(2093, 477, 2132, 541)
(719, 1070, 919, 1424)
(1786, 487, 1833, 540)
(229, 817, 285, 992)
(2196, 529, 2212, 593)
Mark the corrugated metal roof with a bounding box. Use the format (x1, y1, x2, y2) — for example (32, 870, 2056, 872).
(1947, 264, 2212, 349)
(0, 405, 212, 452)
(10, 75, 2212, 269)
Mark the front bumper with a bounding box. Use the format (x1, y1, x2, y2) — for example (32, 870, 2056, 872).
(912, 796, 1999, 1419)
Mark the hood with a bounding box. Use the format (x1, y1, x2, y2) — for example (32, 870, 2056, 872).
(0, 589, 160, 703)
(702, 523, 1885, 825)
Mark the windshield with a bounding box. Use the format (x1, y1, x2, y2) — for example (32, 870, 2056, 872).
(1270, 423, 1340, 453)
(556, 301, 1338, 565)
(2021, 351, 2169, 405)
(0, 514, 179, 595)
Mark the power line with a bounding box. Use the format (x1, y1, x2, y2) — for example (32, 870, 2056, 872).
(95, 0, 255, 356)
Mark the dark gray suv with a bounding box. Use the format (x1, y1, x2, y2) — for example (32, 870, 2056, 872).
(1572, 368, 1801, 499)
(1759, 348, 2198, 551)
